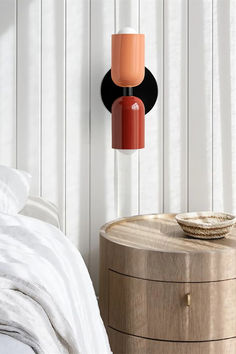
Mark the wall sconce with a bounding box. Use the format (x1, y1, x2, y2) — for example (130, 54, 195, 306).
(101, 27, 158, 152)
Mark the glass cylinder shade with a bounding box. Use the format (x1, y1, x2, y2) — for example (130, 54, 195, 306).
(111, 34, 145, 87)
(112, 96, 145, 150)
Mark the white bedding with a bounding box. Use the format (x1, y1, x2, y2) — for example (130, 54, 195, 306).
(0, 334, 34, 354)
(0, 213, 111, 354)
(20, 196, 61, 229)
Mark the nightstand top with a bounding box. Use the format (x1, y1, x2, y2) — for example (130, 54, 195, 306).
(101, 213, 236, 254)
(100, 214, 236, 282)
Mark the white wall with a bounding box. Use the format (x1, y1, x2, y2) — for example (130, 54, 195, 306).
(0, 0, 236, 292)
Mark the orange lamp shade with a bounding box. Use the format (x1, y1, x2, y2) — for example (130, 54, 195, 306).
(111, 34, 145, 87)
(112, 96, 145, 149)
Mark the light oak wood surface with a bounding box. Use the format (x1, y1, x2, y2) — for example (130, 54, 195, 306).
(100, 214, 236, 282)
(108, 328, 236, 354)
(109, 270, 236, 341)
(99, 214, 236, 353)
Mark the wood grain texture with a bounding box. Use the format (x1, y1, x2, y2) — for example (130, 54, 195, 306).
(100, 213, 236, 353)
(108, 327, 236, 354)
(100, 214, 236, 282)
(109, 270, 236, 341)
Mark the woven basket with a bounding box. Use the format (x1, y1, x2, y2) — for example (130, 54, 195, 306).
(175, 212, 236, 240)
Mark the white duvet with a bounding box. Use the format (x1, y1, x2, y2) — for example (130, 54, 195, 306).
(0, 212, 111, 354)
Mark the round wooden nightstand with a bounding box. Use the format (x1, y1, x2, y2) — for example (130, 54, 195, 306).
(99, 214, 236, 354)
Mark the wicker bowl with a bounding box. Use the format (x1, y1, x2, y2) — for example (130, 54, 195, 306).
(175, 212, 236, 240)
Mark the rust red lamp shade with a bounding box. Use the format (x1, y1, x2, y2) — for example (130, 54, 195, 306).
(112, 96, 145, 149)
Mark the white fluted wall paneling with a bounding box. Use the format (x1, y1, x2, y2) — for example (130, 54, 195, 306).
(189, 0, 213, 211)
(66, 0, 90, 262)
(42, 0, 66, 231)
(0, 0, 16, 167)
(164, 0, 188, 213)
(1, 0, 236, 293)
(90, 0, 115, 292)
(213, 0, 236, 213)
(17, 0, 41, 195)
(139, 0, 163, 214)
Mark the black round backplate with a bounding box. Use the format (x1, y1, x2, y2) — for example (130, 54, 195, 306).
(101, 67, 158, 114)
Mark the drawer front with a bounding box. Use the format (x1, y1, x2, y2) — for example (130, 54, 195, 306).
(108, 327, 236, 354)
(108, 270, 236, 341)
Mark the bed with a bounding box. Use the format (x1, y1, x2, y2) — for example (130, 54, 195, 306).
(0, 197, 60, 354)
(0, 195, 110, 354)
(20, 196, 61, 229)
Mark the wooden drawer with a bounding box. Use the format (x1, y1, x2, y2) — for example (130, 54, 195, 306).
(108, 270, 236, 341)
(108, 327, 236, 354)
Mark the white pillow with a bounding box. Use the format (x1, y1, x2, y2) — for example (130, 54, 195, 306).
(0, 166, 31, 214)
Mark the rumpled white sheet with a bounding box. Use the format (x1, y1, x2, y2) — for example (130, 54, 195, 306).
(0, 212, 111, 354)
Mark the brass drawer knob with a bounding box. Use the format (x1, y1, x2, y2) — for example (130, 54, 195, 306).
(186, 293, 191, 306)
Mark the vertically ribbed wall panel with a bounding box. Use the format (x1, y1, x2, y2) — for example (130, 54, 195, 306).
(0, 0, 236, 293)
